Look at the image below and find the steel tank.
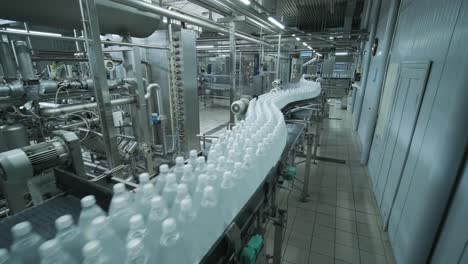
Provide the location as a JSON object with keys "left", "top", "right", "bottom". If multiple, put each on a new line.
{"left": 0, "top": 123, "right": 29, "bottom": 150}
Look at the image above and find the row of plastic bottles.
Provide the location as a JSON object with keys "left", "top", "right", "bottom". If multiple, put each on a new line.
{"left": 0, "top": 84, "right": 321, "bottom": 264}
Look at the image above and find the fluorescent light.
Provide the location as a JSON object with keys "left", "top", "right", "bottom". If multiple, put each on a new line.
{"left": 316, "top": 53, "right": 323, "bottom": 57}
{"left": 292, "top": 34, "right": 296, "bottom": 37}
{"left": 302, "top": 42, "right": 308, "bottom": 47}
{"left": 307, "top": 46, "right": 312, "bottom": 50}
{"left": 335, "top": 52, "right": 349, "bottom": 56}
{"left": 197, "top": 45, "right": 215, "bottom": 49}
{"left": 163, "top": 17, "right": 168, "bottom": 23}
{"left": 6, "top": 28, "right": 62, "bottom": 37}
{"left": 295, "top": 37, "right": 300, "bottom": 41}
{"left": 239, "top": 0, "right": 251, "bottom": 5}
{"left": 268, "top": 17, "right": 285, "bottom": 29}
{"left": 218, "top": 32, "right": 225, "bottom": 36}
{"left": 329, "top": 36, "right": 334, "bottom": 40}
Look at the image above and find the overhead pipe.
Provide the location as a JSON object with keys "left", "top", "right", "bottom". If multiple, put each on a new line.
{"left": 40, "top": 97, "right": 136, "bottom": 117}
{"left": 111, "top": 0, "right": 273, "bottom": 47}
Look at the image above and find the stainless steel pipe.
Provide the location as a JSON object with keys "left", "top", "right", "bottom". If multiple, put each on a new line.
{"left": 0, "top": 42, "right": 18, "bottom": 81}
{"left": 111, "top": 0, "right": 273, "bottom": 47}
{"left": 15, "top": 41, "right": 36, "bottom": 81}
{"left": 40, "top": 97, "right": 136, "bottom": 116}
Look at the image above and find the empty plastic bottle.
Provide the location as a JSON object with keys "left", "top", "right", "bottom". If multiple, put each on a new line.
{"left": 82, "top": 240, "right": 112, "bottom": 264}
{"left": 219, "top": 171, "right": 238, "bottom": 226}
{"left": 194, "top": 156, "right": 206, "bottom": 177}
{"left": 232, "top": 162, "right": 245, "bottom": 184}
{"left": 87, "top": 216, "right": 125, "bottom": 264}
{"left": 181, "top": 164, "right": 196, "bottom": 195}
{"left": 78, "top": 195, "right": 105, "bottom": 239}
{"left": 226, "top": 150, "right": 236, "bottom": 171}
{"left": 109, "top": 196, "right": 138, "bottom": 241}
{"left": 216, "top": 156, "right": 227, "bottom": 176}
{"left": 39, "top": 239, "right": 78, "bottom": 264}
{"left": 134, "top": 173, "right": 150, "bottom": 202}
{"left": 109, "top": 183, "right": 132, "bottom": 214}
{"left": 135, "top": 183, "right": 155, "bottom": 218}
{"left": 0, "top": 248, "right": 21, "bottom": 264}
{"left": 188, "top": 150, "right": 198, "bottom": 170}
{"left": 154, "top": 164, "right": 169, "bottom": 195}
{"left": 158, "top": 218, "right": 189, "bottom": 264}
{"left": 10, "top": 221, "right": 44, "bottom": 263}
{"left": 125, "top": 239, "right": 151, "bottom": 264}
{"left": 54, "top": 215, "right": 87, "bottom": 262}
{"left": 197, "top": 186, "right": 222, "bottom": 253}
{"left": 161, "top": 173, "right": 178, "bottom": 209}
{"left": 205, "top": 164, "right": 219, "bottom": 190}
{"left": 192, "top": 173, "right": 209, "bottom": 210}
{"left": 174, "top": 156, "right": 185, "bottom": 182}
{"left": 171, "top": 183, "right": 190, "bottom": 218}
{"left": 146, "top": 196, "right": 168, "bottom": 251}
{"left": 127, "top": 214, "right": 149, "bottom": 244}
{"left": 177, "top": 198, "right": 199, "bottom": 263}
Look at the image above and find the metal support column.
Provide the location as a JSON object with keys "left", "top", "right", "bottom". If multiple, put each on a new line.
{"left": 301, "top": 128, "right": 313, "bottom": 202}
{"left": 229, "top": 21, "right": 236, "bottom": 124}
{"left": 272, "top": 209, "right": 286, "bottom": 264}
{"left": 275, "top": 34, "right": 282, "bottom": 80}
{"left": 79, "top": 0, "right": 121, "bottom": 170}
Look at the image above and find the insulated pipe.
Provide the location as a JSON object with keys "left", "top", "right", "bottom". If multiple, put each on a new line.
{"left": 111, "top": 0, "right": 273, "bottom": 47}
{"left": 0, "top": 42, "right": 17, "bottom": 81}
{"left": 145, "top": 83, "right": 167, "bottom": 154}
{"left": 14, "top": 41, "right": 36, "bottom": 81}
{"left": 40, "top": 97, "right": 136, "bottom": 116}
{"left": 359, "top": 0, "right": 401, "bottom": 165}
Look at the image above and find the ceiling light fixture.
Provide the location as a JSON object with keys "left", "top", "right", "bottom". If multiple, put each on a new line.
{"left": 296, "top": 37, "right": 300, "bottom": 41}
{"left": 329, "top": 36, "right": 334, "bottom": 40}
{"left": 302, "top": 42, "right": 308, "bottom": 47}
{"left": 268, "top": 16, "right": 285, "bottom": 29}
{"left": 335, "top": 52, "right": 349, "bottom": 56}
{"left": 292, "top": 34, "right": 296, "bottom": 37}
{"left": 316, "top": 53, "right": 323, "bottom": 57}
{"left": 239, "top": 0, "right": 251, "bottom": 5}
{"left": 196, "top": 45, "right": 215, "bottom": 49}
{"left": 307, "top": 46, "right": 312, "bottom": 50}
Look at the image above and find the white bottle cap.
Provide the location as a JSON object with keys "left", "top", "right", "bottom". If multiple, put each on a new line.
{"left": 234, "top": 162, "right": 242, "bottom": 170}
{"left": 221, "top": 171, "right": 234, "bottom": 188}
{"left": 82, "top": 240, "right": 102, "bottom": 257}
{"left": 127, "top": 238, "right": 144, "bottom": 253}
{"left": 206, "top": 164, "right": 215, "bottom": 171}
{"left": 159, "top": 164, "right": 169, "bottom": 173}
{"left": 196, "top": 156, "right": 205, "bottom": 163}
{"left": 183, "top": 164, "right": 192, "bottom": 173}
{"left": 151, "top": 196, "right": 164, "bottom": 208}
{"left": 81, "top": 195, "right": 96, "bottom": 208}
{"left": 39, "top": 239, "right": 60, "bottom": 258}
{"left": 90, "top": 216, "right": 107, "bottom": 228}
{"left": 55, "top": 214, "right": 73, "bottom": 230}
{"left": 113, "top": 183, "right": 125, "bottom": 193}
{"left": 165, "top": 173, "right": 176, "bottom": 184}
{"left": 11, "top": 221, "right": 32, "bottom": 237}
{"left": 138, "top": 173, "right": 150, "bottom": 183}
{"left": 162, "top": 218, "right": 177, "bottom": 234}
{"left": 189, "top": 150, "right": 197, "bottom": 157}
{"left": 129, "top": 214, "right": 145, "bottom": 228}
{"left": 176, "top": 156, "right": 184, "bottom": 164}
{"left": 180, "top": 198, "right": 193, "bottom": 211}
{"left": 202, "top": 186, "right": 217, "bottom": 206}
{"left": 217, "top": 156, "right": 226, "bottom": 164}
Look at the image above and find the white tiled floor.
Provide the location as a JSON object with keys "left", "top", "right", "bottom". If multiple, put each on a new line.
{"left": 264, "top": 105, "right": 396, "bottom": 264}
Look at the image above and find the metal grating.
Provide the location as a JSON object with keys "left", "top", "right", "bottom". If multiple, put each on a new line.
{"left": 277, "top": 0, "right": 365, "bottom": 32}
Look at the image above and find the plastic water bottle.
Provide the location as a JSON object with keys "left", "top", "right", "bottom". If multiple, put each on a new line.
{"left": 161, "top": 173, "right": 178, "bottom": 209}
{"left": 154, "top": 164, "right": 169, "bottom": 195}
{"left": 109, "top": 183, "right": 132, "bottom": 213}
{"left": 192, "top": 173, "right": 209, "bottom": 210}
{"left": 134, "top": 173, "right": 150, "bottom": 202}
{"left": 219, "top": 171, "right": 238, "bottom": 226}
{"left": 39, "top": 239, "right": 78, "bottom": 264}
{"left": 177, "top": 198, "right": 199, "bottom": 263}
{"left": 78, "top": 195, "right": 105, "bottom": 239}
{"left": 188, "top": 150, "right": 198, "bottom": 170}
{"left": 232, "top": 162, "right": 245, "bottom": 184}
{"left": 216, "top": 156, "right": 227, "bottom": 176}
{"left": 174, "top": 156, "right": 185, "bottom": 182}
{"left": 54, "top": 215, "right": 87, "bottom": 262}
{"left": 135, "top": 183, "right": 155, "bottom": 218}
{"left": 88, "top": 216, "right": 125, "bottom": 264}
{"left": 194, "top": 156, "right": 206, "bottom": 177}
{"left": 108, "top": 196, "right": 137, "bottom": 240}
{"left": 197, "top": 186, "right": 221, "bottom": 253}
{"left": 171, "top": 184, "right": 190, "bottom": 218}
{"left": 181, "top": 164, "right": 196, "bottom": 195}
{"left": 205, "top": 164, "right": 219, "bottom": 190}
{"left": 157, "top": 218, "right": 189, "bottom": 264}
{"left": 0, "top": 248, "right": 21, "bottom": 264}
{"left": 226, "top": 150, "right": 236, "bottom": 171}
{"left": 146, "top": 196, "right": 168, "bottom": 251}
{"left": 82, "top": 240, "right": 112, "bottom": 264}
{"left": 10, "top": 221, "right": 44, "bottom": 263}
{"left": 127, "top": 214, "right": 149, "bottom": 244}
{"left": 125, "top": 239, "right": 151, "bottom": 264}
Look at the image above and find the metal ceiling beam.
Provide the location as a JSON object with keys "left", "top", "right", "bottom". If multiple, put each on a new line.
{"left": 111, "top": 0, "right": 272, "bottom": 47}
